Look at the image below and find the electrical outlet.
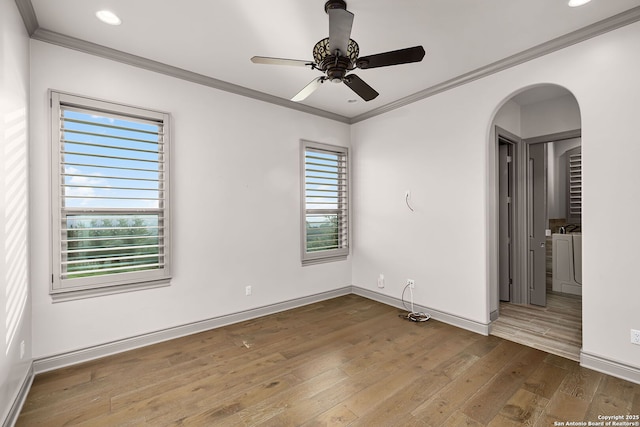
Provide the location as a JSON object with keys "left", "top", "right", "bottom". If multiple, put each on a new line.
{"left": 407, "top": 279, "right": 415, "bottom": 289}
{"left": 631, "top": 329, "right": 640, "bottom": 345}
{"left": 245, "top": 286, "right": 252, "bottom": 296}
{"left": 20, "top": 341, "right": 25, "bottom": 359}
{"left": 377, "top": 273, "right": 385, "bottom": 288}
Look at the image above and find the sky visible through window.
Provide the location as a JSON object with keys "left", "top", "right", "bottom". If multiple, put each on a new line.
{"left": 61, "top": 109, "right": 161, "bottom": 209}
{"left": 305, "top": 150, "right": 342, "bottom": 214}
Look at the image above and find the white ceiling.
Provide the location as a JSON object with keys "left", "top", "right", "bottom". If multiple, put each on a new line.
{"left": 27, "top": 0, "right": 640, "bottom": 119}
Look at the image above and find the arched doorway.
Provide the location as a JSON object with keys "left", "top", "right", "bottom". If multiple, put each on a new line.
{"left": 488, "top": 84, "right": 582, "bottom": 361}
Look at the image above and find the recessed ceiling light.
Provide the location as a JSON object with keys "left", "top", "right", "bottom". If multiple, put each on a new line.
{"left": 96, "top": 10, "right": 121, "bottom": 25}
{"left": 568, "top": 0, "right": 592, "bottom": 7}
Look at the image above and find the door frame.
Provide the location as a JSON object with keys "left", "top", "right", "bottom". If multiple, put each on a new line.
{"left": 496, "top": 126, "right": 527, "bottom": 305}
{"left": 495, "top": 127, "right": 581, "bottom": 308}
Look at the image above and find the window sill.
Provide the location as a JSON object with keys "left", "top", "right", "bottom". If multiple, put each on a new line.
{"left": 50, "top": 278, "right": 171, "bottom": 303}
{"left": 301, "top": 255, "right": 348, "bottom": 266}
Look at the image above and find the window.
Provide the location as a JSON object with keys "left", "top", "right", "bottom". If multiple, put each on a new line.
{"left": 566, "top": 146, "right": 581, "bottom": 223}
{"left": 50, "top": 91, "right": 171, "bottom": 299}
{"left": 301, "top": 140, "right": 349, "bottom": 264}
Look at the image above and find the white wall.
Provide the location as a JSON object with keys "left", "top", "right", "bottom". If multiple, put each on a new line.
{"left": 493, "top": 99, "right": 522, "bottom": 137}
{"left": 521, "top": 94, "right": 581, "bottom": 138}
{"left": 0, "top": 0, "right": 32, "bottom": 421}
{"left": 352, "top": 21, "right": 640, "bottom": 370}
{"left": 29, "top": 41, "right": 351, "bottom": 358}
{"left": 351, "top": 89, "right": 492, "bottom": 324}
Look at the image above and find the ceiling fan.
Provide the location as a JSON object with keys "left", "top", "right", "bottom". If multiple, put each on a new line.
{"left": 251, "top": 0, "right": 425, "bottom": 102}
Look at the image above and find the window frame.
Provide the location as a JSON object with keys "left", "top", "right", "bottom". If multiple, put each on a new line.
{"left": 565, "top": 145, "right": 582, "bottom": 224}
{"left": 300, "top": 140, "right": 350, "bottom": 265}
{"left": 49, "top": 91, "right": 172, "bottom": 300}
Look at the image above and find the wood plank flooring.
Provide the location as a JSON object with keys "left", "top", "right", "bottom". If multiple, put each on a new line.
{"left": 491, "top": 292, "right": 582, "bottom": 361}
{"left": 18, "top": 294, "right": 639, "bottom": 426}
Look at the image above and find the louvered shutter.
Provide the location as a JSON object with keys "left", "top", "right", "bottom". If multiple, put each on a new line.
{"left": 301, "top": 141, "right": 349, "bottom": 264}
{"left": 566, "top": 146, "right": 581, "bottom": 223}
{"left": 51, "top": 92, "right": 171, "bottom": 294}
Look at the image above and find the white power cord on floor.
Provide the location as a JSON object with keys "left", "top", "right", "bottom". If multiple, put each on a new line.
{"left": 399, "top": 283, "right": 431, "bottom": 322}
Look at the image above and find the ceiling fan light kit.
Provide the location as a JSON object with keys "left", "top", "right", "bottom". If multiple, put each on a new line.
{"left": 251, "top": 0, "right": 425, "bottom": 103}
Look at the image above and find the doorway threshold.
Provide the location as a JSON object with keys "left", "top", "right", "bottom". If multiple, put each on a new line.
{"left": 491, "top": 291, "right": 582, "bottom": 361}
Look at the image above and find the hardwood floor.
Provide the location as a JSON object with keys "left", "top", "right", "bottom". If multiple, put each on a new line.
{"left": 18, "top": 294, "right": 639, "bottom": 426}
{"left": 491, "top": 292, "right": 582, "bottom": 362}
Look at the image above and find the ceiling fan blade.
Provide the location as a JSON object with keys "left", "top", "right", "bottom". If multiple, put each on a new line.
{"left": 291, "top": 77, "right": 325, "bottom": 102}
{"left": 343, "top": 74, "right": 379, "bottom": 101}
{"left": 251, "top": 56, "right": 314, "bottom": 67}
{"left": 328, "top": 8, "right": 354, "bottom": 56}
{"left": 357, "top": 46, "right": 426, "bottom": 69}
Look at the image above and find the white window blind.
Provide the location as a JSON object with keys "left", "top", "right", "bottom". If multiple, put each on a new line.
{"left": 301, "top": 141, "right": 349, "bottom": 264}
{"left": 567, "top": 147, "right": 582, "bottom": 222}
{"left": 51, "top": 92, "right": 171, "bottom": 297}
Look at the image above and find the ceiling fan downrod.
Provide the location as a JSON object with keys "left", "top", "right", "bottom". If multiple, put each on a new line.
{"left": 324, "top": 0, "right": 347, "bottom": 13}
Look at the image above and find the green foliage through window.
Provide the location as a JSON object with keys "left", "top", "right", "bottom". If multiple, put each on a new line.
{"left": 306, "top": 215, "right": 339, "bottom": 252}
{"left": 64, "top": 215, "right": 161, "bottom": 278}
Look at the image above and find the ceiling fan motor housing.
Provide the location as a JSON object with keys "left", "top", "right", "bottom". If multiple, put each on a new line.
{"left": 313, "top": 37, "right": 359, "bottom": 82}
{"left": 326, "top": 57, "right": 352, "bottom": 82}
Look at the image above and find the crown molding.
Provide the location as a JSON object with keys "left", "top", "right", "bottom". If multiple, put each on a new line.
{"left": 15, "top": 1, "right": 640, "bottom": 125}
{"left": 30, "top": 28, "right": 350, "bottom": 124}
{"left": 350, "top": 5, "right": 640, "bottom": 124}
{"left": 14, "top": 0, "right": 38, "bottom": 35}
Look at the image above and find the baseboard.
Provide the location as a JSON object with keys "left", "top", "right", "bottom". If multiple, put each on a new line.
{"left": 581, "top": 351, "right": 640, "bottom": 385}
{"left": 33, "top": 285, "right": 490, "bottom": 374}
{"left": 3, "top": 362, "right": 34, "bottom": 427}
{"left": 19, "top": 286, "right": 640, "bottom": 417}
{"left": 351, "top": 286, "right": 490, "bottom": 335}
{"left": 33, "top": 286, "right": 351, "bottom": 374}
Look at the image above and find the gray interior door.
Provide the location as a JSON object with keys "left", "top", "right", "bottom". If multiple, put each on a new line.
{"left": 498, "top": 142, "right": 513, "bottom": 301}
{"left": 528, "top": 143, "right": 547, "bottom": 306}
